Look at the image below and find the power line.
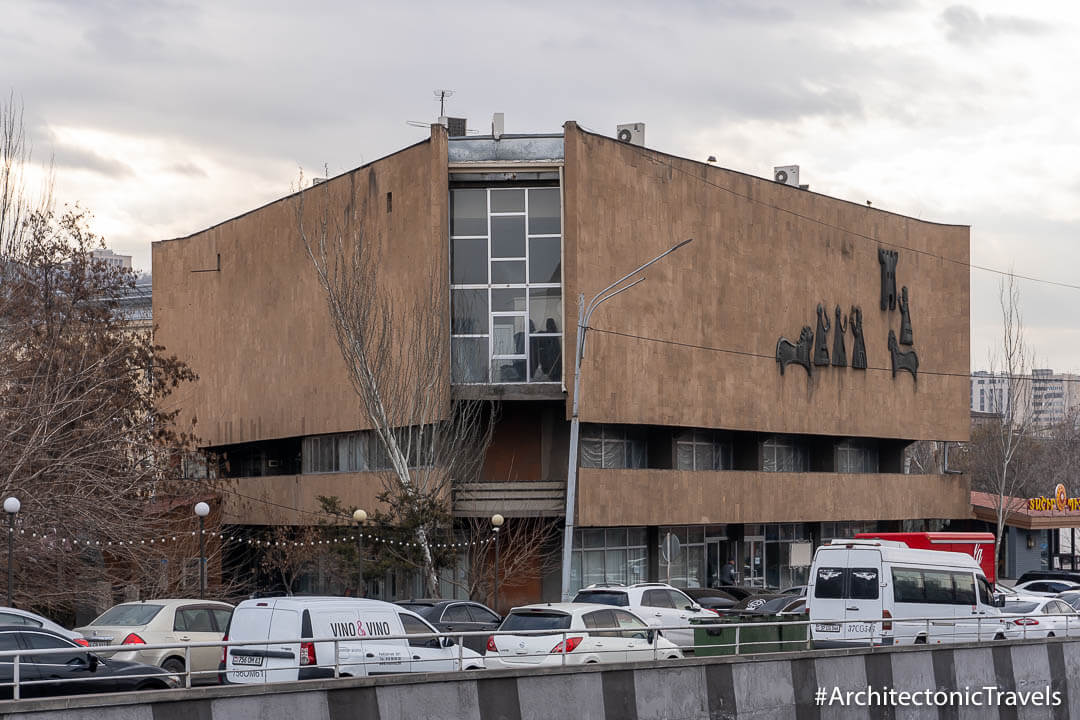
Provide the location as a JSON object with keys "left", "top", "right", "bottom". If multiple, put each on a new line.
{"left": 597, "top": 129, "right": 1080, "bottom": 292}
{"left": 588, "top": 325, "right": 1080, "bottom": 384}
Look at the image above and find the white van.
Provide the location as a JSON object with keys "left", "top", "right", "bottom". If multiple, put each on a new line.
{"left": 221, "top": 596, "right": 484, "bottom": 683}
{"left": 808, "top": 539, "right": 1008, "bottom": 648}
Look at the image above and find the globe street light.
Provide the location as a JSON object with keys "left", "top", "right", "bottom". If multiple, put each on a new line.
{"left": 194, "top": 502, "right": 210, "bottom": 597}
{"left": 353, "top": 509, "right": 367, "bottom": 597}
{"left": 491, "top": 514, "right": 504, "bottom": 612}
{"left": 4, "top": 497, "right": 19, "bottom": 607}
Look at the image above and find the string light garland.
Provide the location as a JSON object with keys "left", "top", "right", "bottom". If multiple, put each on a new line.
{"left": 13, "top": 527, "right": 493, "bottom": 551}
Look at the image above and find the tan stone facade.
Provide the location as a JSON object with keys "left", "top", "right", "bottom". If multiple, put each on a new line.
{"left": 153, "top": 135, "right": 450, "bottom": 448}
{"left": 152, "top": 122, "right": 971, "bottom": 593}
{"left": 563, "top": 123, "right": 969, "bottom": 441}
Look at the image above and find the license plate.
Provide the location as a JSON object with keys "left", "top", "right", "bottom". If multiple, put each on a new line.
{"left": 232, "top": 655, "right": 264, "bottom": 667}
{"left": 815, "top": 623, "right": 841, "bottom": 632}
{"left": 89, "top": 639, "right": 111, "bottom": 647}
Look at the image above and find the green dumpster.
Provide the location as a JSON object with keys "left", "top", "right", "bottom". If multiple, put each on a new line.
{"left": 693, "top": 615, "right": 785, "bottom": 655}
{"left": 694, "top": 614, "right": 808, "bottom": 655}
{"left": 692, "top": 616, "right": 737, "bottom": 656}
{"left": 740, "top": 614, "right": 783, "bottom": 653}
{"left": 778, "top": 614, "right": 810, "bottom": 652}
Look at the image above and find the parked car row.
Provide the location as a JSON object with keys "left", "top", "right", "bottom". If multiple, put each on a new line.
{"left": 0, "top": 598, "right": 234, "bottom": 698}
{"left": 8, "top": 563, "right": 1080, "bottom": 699}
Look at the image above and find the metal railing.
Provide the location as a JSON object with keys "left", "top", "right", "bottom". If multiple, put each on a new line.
{"left": 0, "top": 612, "right": 1074, "bottom": 700}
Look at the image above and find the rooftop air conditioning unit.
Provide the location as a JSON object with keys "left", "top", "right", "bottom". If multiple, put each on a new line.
{"left": 774, "top": 165, "right": 800, "bottom": 187}
{"left": 616, "top": 123, "right": 645, "bottom": 146}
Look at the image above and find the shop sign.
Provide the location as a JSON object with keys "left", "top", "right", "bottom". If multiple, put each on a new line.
{"left": 1028, "top": 483, "right": 1080, "bottom": 512}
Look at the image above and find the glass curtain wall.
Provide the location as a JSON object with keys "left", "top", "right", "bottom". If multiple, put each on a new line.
{"left": 450, "top": 187, "right": 563, "bottom": 384}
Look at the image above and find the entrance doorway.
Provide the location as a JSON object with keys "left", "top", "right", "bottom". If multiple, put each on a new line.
{"left": 740, "top": 532, "right": 765, "bottom": 588}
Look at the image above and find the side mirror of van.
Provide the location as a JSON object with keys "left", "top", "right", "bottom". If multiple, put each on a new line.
{"left": 441, "top": 636, "right": 456, "bottom": 648}
{"left": 646, "top": 629, "right": 656, "bottom": 644}
{"left": 993, "top": 592, "right": 1006, "bottom": 608}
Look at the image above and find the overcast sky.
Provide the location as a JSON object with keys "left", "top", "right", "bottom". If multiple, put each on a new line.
{"left": 3, "top": 0, "right": 1078, "bottom": 372}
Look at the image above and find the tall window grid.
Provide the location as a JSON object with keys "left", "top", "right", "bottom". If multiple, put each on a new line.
{"left": 450, "top": 187, "right": 562, "bottom": 384}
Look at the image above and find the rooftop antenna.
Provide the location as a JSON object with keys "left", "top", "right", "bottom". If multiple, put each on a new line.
{"left": 406, "top": 89, "right": 479, "bottom": 134}
{"left": 434, "top": 89, "right": 454, "bottom": 116}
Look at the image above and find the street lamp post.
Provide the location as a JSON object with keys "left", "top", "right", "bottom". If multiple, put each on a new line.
{"left": 491, "top": 514, "right": 504, "bottom": 612}
{"left": 194, "top": 502, "right": 210, "bottom": 597}
{"left": 559, "top": 239, "right": 694, "bottom": 600}
{"left": 4, "top": 497, "right": 19, "bottom": 607}
{"left": 353, "top": 509, "right": 367, "bottom": 597}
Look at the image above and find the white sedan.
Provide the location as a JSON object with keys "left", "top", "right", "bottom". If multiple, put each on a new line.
{"left": 485, "top": 603, "right": 683, "bottom": 668}
{"left": 1012, "top": 580, "right": 1080, "bottom": 597}
{"left": 1000, "top": 597, "right": 1080, "bottom": 639}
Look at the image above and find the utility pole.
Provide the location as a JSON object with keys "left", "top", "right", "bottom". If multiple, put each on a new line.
{"left": 559, "top": 239, "right": 694, "bottom": 600}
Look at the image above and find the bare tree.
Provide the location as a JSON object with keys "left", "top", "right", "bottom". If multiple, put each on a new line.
{"left": 967, "top": 275, "right": 1037, "bottom": 573}
{"left": 456, "top": 517, "right": 560, "bottom": 612}
{"left": 0, "top": 99, "right": 201, "bottom": 615}
{"left": 903, "top": 440, "right": 942, "bottom": 474}
{"left": 0, "top": 92, "right": 52, "bottom": 258}
{"left": 295, "top": 174, "right": 494, "bottom": 595}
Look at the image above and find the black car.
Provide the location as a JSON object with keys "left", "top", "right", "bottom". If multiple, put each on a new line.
{"left": 394, "top": 600, "right": 501, "bottom": 654}
{"left": 728, "top": 594, "right": 806, "bottom": 616}
{"left": 711, "top": 586, "right": 759, "bottom": 601}
{"left": 679, "top": 588, "right": 739, "bottom": 612}
{"left": 0, "top": 625, "right": 176, "bottom": 698}
{"left": 1016, "top": 570, "right": 1080, "bottom": 585}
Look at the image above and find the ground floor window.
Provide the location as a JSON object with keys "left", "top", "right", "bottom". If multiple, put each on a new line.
{"left": 571, "top": 521, "right": 889, "bottom": 592}
{"left": 569, "top": 527, "right": 647, "bottom": 592}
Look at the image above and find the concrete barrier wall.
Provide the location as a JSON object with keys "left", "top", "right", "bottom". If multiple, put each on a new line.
{"left": 4, "top": 638, "right": 1080, "bottom": 720}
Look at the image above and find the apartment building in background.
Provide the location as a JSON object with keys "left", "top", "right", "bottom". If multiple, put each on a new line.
{"left": 153, "top": 119, "right": 972, "bottom": 604}
{"left": 970, "top": 368, "right": 1080, "bottom": 426}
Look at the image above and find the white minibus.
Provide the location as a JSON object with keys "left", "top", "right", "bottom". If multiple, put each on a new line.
{"left": 808, "top": 539, "right": 1007, "bottom": 648}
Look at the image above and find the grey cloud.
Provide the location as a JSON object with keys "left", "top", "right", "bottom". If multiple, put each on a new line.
{"left": 52, "top": 142, "right": 134, "bottom": 178}
{"left": 166, "top": 161, "right": 207, "bottom": 177}
{"left": 942, "top": 5, "right": 1051, "bottom": 46}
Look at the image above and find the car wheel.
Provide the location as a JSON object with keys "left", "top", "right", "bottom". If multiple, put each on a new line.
{"left": 136, "top": 680, "right": 170, "bottom": 691}
{"left": 994, "top": 633, "right": 1005, "bottom": 641}
{"left": 162, "top": 657, "right": 186, "bottom": 675}
{"left": 1047, "top": 632, "right": 1055, "bottom": 638}
{"left": 914, "top": 636, "right": 927, "bottom": 645}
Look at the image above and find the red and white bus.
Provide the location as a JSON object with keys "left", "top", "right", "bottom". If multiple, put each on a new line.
{"left": 855, "top": 532, "right": 996, "bottom": 583}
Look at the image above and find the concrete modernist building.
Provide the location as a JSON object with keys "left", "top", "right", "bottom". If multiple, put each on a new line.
{"left": 153, "top": 121, "right": 972, "bottom": 599}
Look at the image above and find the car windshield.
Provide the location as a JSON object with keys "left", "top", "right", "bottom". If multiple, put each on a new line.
{"left": 91, "top": 604, "right": 164, "bottom": 626}
{"left": 500, "top": 611, "right": 572, "bottom": 632}
{"left": 396, "top": 603, "right": 437, "bottom": 619}
{"left": 1004, "top": 601, "right": 1041, "bottom": 614}
{"left": 572, "top": 591, "right": 629, "bottom": 607}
